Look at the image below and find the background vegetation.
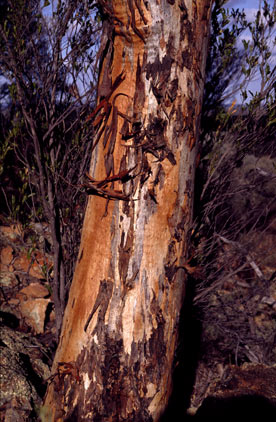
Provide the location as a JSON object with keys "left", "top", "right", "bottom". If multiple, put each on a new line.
{"left": 192, "top": 0, "right": 276, "bottom": 367}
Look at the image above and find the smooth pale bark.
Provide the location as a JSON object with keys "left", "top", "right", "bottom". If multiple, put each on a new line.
{"left": 44, "top": 1, "right": 212, "bottom": 420}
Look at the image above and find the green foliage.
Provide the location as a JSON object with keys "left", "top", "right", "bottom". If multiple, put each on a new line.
{"left": 0, "top": 138, "right": 12, "bottom": 177}
{"left": 201, "top": 0, "right": 275, "bottom": 143}
{"left": 203, "top": 1, "right": 248, "bottom": 111}
{"left": 0, "top": 0, "right": 100, "bottom": 224}
{"left": 197, "top": 0, "right": 276, "bottom": 241}
{"left": 197, "top": 0, "right": 276, "bottom": 264}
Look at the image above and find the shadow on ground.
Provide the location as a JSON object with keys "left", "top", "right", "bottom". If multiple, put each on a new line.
{"left": 192, "top": 395, "right": 276, "bottom": 421}
{"left": 160, "top": 278, "right": 202, "bottom": 421}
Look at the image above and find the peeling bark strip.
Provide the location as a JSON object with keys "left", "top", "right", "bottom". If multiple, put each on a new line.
{"left": 44, "top": 1, "right": 213, "bottom": 421}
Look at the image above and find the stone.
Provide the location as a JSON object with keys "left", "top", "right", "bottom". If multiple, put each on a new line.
{"left": 0, "top": 224, "right": 22, "bottom": 241}
{"left": 16, "top": 283, "right": 52, "bottom": 334}
{"left": 0, "top": 326, "right": 50, "bottom": 422}
{"left": 18, "top": 282, "right": 50, "bottom": 298}
{"left": 0, "top": 245, "right": 13, "bottom": 267}
{"left": 13, "top": 250, "right": 51, "bottom": 279}
{"left": 19, "top": 298, "right": 51, "bottom": 334}
{"left": 0, "top": 271, "right": 17, "bottom": 287}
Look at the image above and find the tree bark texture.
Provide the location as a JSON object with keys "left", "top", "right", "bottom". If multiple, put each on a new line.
{"left": 44, "top": 1, "right": 212, "bottom": 420}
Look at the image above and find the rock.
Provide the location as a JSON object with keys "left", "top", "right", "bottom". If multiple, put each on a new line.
{"left": 16, "top": 283, "right": 52, "bottom": 334}
{"left": 20, "top": 298, "right": 51, "bottom": 334}
{"left": 0, "top": 222, "right": 56, "bottom": 420}
{"left": 31, "top": 222, "right": 52, "bottom": 246}
{"left": 18, "top": 283, "right": 50, "bottom": 299}
{"left": 0, "top": 245, "right": 13, "bottom": 267}
{"left": 0, "top": 326, "right": 51, "bottom": 422}
{"left": 13, "top": 250, "right": 50, "bottom": 279}
{"left": 0, "top": 271, "right": 17, "bottom": 288}
{"left": 4, "top": 405, "right": 24, "bottom": 422}
{"left": 1, "top": 223, "right": 53, "bottom": 280}
{"left": 0, "top": 224, "right": 22, "bottom": 241}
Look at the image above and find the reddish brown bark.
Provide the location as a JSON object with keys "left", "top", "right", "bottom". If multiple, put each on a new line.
{"left": 44, "top": 1, "right": 213, "bottom": 420}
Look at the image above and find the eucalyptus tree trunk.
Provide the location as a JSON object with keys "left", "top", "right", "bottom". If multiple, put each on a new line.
{"left": 44, "top": 1, "right": 213, "bottom": 420}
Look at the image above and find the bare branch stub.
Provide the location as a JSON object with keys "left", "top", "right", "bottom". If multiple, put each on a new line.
{"left": 80, "top": 166, "right": 137, "bottom": 201}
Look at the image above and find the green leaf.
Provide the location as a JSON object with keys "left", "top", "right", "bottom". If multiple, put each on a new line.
{"left": 267, "top": 118, "right": 276, "bottom": 127}
{"left": 242, "top": 39, "right": 249, "bottom": 50}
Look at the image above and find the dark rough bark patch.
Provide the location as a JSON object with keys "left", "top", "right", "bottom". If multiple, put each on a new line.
{"left": 63, "top": 393, "right": 80, "bottom": 421}
{"left": 72, "top": 336, "right": 122, "bottom": 421}
{"left": 120, "top": 118, "right": 131, "bottom": 140}
{"left": 167, "top": 203, "right": 187, "bottom": 243}
{"left": 51, "top": 359, "right": 86, "bottom": 421}
{"left": 79, "top": 334, "right": 157, "bottom": 422}
{"left": 122, "top": 199, "right": 131, "bottom": 216}
{"left": 84, "top": 279, "right": 113, "bottom": 332}
{"left": 164, "top": 240, "right": 177, "bottom": 283}
{"left": 146, "top": 51, "right": 174, "bottom": 85}
{"left": 98, "top": 40, "right": 113, "bottom": 100}
{"left": 64, "top": 404, "right": 79, "bottom": 422}
{"left": 179, "top": 0, "right": 188, "bottom": 17}
{"left": 153, "top": 163, "right": 165, "bottom": 189}
{"left": 101, "top": 336, "right": 124, "bottom": 416}
{"left": 180, "top": 15, "right": 193, "bottom": 44}
{"left": 137, "top": 116, "right": 174, "bottom": 164}
{"left": 168, "top": 78, "right": 178, "bottom": 102}
{"left": 149, "top": 297, "right": 167, "bottom": 367}
{"left": 181, "top": 48, "right": 192, "bottom": 71}
{"left": 144, "top": 116, "right": 176, "bottom": 164}
{"left": 172, "top": 105, "right": 187, "bottom": 147}
{"left": 185, "top": 97, "right": 196, "bottom": 133}
{"left": 133, "top": 53, "right": 146, "bottom": 121}
{"left": 119, "top": 218, "right": 134, "bottom": 283}
{"left": 185, "top": 178, "right": 192, "bottom": 194}
{"left": 165, "top": 264, "right": 177, "bottom": 284}
{"left": 167, "top": 151, "right": 177, "bottom": 165}
{"left": 147, "top": 117, "right": 167, "bottom": 141}
{"left": 175, "top": 214, "right": 187, "bottom": 242}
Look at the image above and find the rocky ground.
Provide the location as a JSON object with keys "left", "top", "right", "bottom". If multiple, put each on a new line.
{"left": 0, "top": 221, "right": 56, "bottom": 421}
